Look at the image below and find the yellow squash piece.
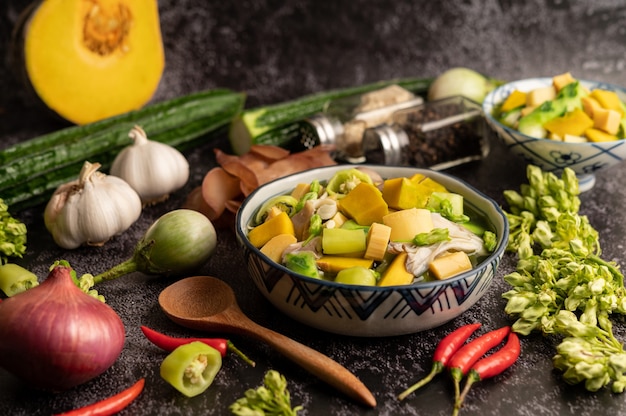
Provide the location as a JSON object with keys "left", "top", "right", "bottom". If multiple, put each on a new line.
{"left": 383, "top": 208, "right": 433, "bottom": 242}
{"left": 410, "top": 174, "right": 447, "bottom": 192}
{"left": 248, "top": 211, "right": 295, "bottom": 248}
{"left": 500, "top": 89, "right": 527, "bottom": 112}
{"left": 585, "top": 127, "right": 618, "bottom": 142}
{"left": 266, "top": 206, "right": 285, "bottom": 220}
{"left": 409, "top": 173, "right": 427, "bottom": 183}
{"left": 316, "top": 256, "right": 374, "bottom": 274}
{"left": 581, "top": 96, "right": 603, "bottom": 119}
{"left": 544, "top": 108, "right": 594, "bottom": 137}
{"left": 409, "top": 174, "right": 447, "bottom": 208}
{"left": 339, "top": 182, "right": 388, "bottom": 226}
{"left": 593, "top": 108, "right": 622, "bottom": 135}
{"left": 290, "top": 183, "right": 310, "bottom": 200}
{"left": 327, "top": 211, "right": 349, "bottom": 228}
{"left": 19, "top": 0, "right": 165, "bottom": 124}
{"left": 526, "top": 85, "right": 556, "bottom": 107}
{"left": 260, "top": 233, "right": 298, "bottom": 264}
{"left": 382, "top": 177, "right": 420, "bottom": 210}
{"left": 590, "top": 89, "right": 624, "bottom": 116}
{"left": 378, "top": 252, "right": 414, "bottom": 286}
{"left": 364, "top": 222, "right": 392, "bottom": 261}
{"left": 429, "top": 251, "right": 473, "bottom": 280}
{"left": 552, "top": 72, "right": 576, "bottom": 91}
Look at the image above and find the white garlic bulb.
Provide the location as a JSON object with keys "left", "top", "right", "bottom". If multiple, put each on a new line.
{"left": 44, "top": 161, "right": 142, "bottom": 249}
{"left": 110, "top": 125, "right": 190, "bottom": 204}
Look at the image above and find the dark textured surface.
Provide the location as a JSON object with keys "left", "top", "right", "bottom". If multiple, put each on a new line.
{"left": 1, "top": 0, "right": 626, "bottom": 415}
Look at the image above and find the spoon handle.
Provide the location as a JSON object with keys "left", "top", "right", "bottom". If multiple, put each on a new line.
{"left": 240, "top": 318, "right": 376, "bottom": 408}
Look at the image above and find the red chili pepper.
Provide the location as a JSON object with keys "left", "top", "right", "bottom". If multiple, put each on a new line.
{"left": 54, "top": 378, "right": 145, "bottom": 416}
{"left": 140, "top": 325, "right": 255, "bottom": 366}
{"left": 452, "top": 332, "right": 521, "bottom": 416}
{"left": 141, "top": 325, "right": 228, "bottom": 355}
{"left": 447, "top": 326, "right": 511, "bottom": 402}
{"left": 397, "top": 322, "right": 481, "bottom": 401}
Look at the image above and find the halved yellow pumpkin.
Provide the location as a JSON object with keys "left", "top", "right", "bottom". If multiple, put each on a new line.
{"left": 19, "top": 0, "right": 165, "bottom": 124}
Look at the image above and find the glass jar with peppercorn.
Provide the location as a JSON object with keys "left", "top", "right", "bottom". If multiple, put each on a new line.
{"left": 361, "top": 96, "right": 489, "bottom": 170}
{"left": 284, "top": 85, "right": 424, "bottom": 163}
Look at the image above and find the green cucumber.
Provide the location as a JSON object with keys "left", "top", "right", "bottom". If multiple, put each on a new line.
{"left": 0, "top": 89, "right": 238, "bottom": 164}
{"left": 229, "top": 77, "right": 433, "bottom": 155}
{"left": 1, "top": 89, "right": 245, "bottom": 210}
{"left": 251, "top": 122, "right": 304, "bottom": 148}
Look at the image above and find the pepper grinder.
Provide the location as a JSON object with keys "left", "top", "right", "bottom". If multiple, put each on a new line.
{"left": 361, "top": 95, "right": 489, "bottom": 170}
{"left": 285, "top": 85, "right": 424, "bottom": 163}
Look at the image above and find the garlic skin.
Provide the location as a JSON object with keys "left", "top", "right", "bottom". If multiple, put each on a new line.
{"left": 111, "top": 125, "right": 190, "bottom": 204}
{"left": 44, "top": 161, "right": 142, "bottom": 249}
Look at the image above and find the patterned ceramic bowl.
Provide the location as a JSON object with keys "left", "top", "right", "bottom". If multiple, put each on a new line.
{"left": 235, "top": 165, "right": 509, "bottom": 337}
{"left": 483, "top": 78, "right": 626, "bottom": 192}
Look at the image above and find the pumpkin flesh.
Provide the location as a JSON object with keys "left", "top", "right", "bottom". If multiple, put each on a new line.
{"left": 23, "top": 0, "right": 165, "bottom": 124}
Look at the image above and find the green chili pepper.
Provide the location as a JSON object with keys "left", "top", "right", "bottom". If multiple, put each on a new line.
{"left": 302, "top": 214, "right": 323, "bottom": 245}
{"left": 160, "top": 341, "right": 222, "bottom": 397}
{"left": 307, "top": 179, "right": 320, "bottom": 194}
{"left": 0, "top": 263, "right": 39, "bottom": 297}
{"left": 325, "top": 168, "right": 372, "bottom": 196}
{"left": 295, "top": 191, "right": 317, "bottom": 212}
{"left": 254, "top": 195, "right": 299, "bottom": 225}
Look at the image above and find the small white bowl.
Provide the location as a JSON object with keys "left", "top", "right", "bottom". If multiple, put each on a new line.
{"left": 483, "top": 78, "right": 626, "bottom": 192}
{"left": 235, "top": 165, "right": 509, "bottom": 337}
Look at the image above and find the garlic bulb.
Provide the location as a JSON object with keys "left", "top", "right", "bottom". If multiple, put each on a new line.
{"left": 44, "top": 161, "right": 142, "bottom": 249}
{"left": 111, "top": 125, "right": 190, "bottom": 204}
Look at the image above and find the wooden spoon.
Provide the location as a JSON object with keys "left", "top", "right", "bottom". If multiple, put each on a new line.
{"left": 158, "top": 275, "right": 376, "bottom": 408}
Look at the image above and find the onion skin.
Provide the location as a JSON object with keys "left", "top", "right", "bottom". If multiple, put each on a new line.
{"left": 0, "top": 266, "right": 125, "bottom": 391}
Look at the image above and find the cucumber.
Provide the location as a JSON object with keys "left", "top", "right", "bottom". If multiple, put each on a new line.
{"left": 0, "top": 89, "right": 238, "bottom": 164}
{"left": 229, "top": 77, "right": 433, "bottom": 155}
{"left": 1, "top": 89, "right": 245, "bottom": 210}
{"left": 251, "top": 122, "right": 304, "bottom": 147}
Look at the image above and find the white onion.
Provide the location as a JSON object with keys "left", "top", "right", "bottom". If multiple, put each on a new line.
{"left": 428, "top": 67, "right": 500, "bottom": 103}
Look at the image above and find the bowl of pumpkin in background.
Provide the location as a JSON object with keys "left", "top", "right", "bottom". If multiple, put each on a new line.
{"left": 235, "top": 165, "right": 508, "bottom": 337}
{"left": 483, "top": 73, "right": 626, "bottom": 192}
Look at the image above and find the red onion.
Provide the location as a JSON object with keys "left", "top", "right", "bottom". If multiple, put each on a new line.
{"left": 0, "top": 265, "right": 125, "bottom": 391}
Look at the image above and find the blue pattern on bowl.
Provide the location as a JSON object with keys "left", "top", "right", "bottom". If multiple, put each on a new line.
{"left": 483, "top": 78, "right": 626, "bottom": 191}
{"left": 236, "top": 165, "right": 508, "bottom": 337}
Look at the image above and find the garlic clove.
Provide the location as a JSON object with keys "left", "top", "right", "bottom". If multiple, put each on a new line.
{"left": 111, "top": 125, "right": 190, "bottom": 204}
{"left": 314, "top": 199, "right": 338, "bottom": 220}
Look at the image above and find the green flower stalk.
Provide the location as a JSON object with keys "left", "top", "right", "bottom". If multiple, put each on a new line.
{"left": 502, "top": 165, "right": 626, "bottom": 393}
{"left": 230, "top": 370, "right": 303, "bottom": 416}
{"left": 413, "top": 228, "right": 450, "bottom": 246}
{"left": 0, "top": 198, "right": 27, "bottom": 265}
